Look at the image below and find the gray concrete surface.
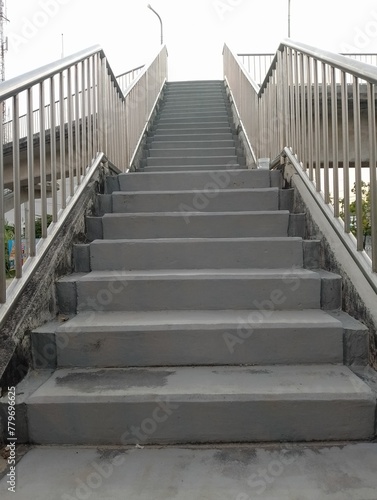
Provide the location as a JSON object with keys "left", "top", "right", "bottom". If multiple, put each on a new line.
{"left": 25, "top": 365, "right": 374, "bottom": 444}
{"left": 53, "top": 309, "right": 343, "bottom": 367}
{"left": 89, "top": 237, "right": 304, "bottom": 271}
{"left": 76, "top": 268, "right": 321, "bottom": 312}
{"left": 111, "top": 188, "right": 279, "bottom": 213}
{"left": 2, "top": 443, "right": 377, "bottom": 499}
{"left": 102, "top": 211, "right": 291, "bottom": 239}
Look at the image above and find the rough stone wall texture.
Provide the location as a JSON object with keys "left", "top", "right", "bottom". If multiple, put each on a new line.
{"left": 288, "top": 166, "right": 377, "bottom": 368}
{"left": 0, "top": 168, "right": 107, "bottom": 392}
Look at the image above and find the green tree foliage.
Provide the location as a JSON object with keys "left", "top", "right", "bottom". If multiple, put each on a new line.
{"left": 340, "top": 181, "right": 371, "bottom": 248}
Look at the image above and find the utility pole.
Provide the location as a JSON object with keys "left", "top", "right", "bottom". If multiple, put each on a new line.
{"left": 0, "top": 0, "right": 9, "bottom": 121}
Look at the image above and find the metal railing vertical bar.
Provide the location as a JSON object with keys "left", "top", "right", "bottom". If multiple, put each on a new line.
{"left": 87, "top": 58, "right": 93, "bottom": 164}
{"left": 39, "top": 82, "right": 48, "bottom": 238}
{"left": 300, "top": 52, "right": 307, "bottom": 170}
{"left": 81, "top": 60, "right": 87, "bottom": 172}
{"left": 92, "top": 56, "right": 98, "bottom": 158}
{"left": 322, "top": 62, "right": 330, "bottom": 204}
{"left": 330, "top": 66, "right": 339, "bottom": 216}
{"left": 67, "top": 67, "right": 74, "bottom": 197}
{"left": 341, "top": 70, "right": 350, "bottom": 233}
{"left": 74, "top": 64, "right": 81, "bottom": 184}
{"left": 50, "top": 76, "right": 58, "bottom": 222}
{"left": 0, "top": 116, "right": 5, "bottom": 303}
{"left": 306, "top": 56, "right": 313, "bottom": 180}
{"left": 289, "top": 48, "right": 296, "bottom": 153}
{"left": 294, "top": 50, "right": 300, "bottom": 159}
{"left": 59, "top": 71, "right": 66, "bottom": 210}
{"left": 27, "top": 87, "right": 36, "bottom": 257}
{"left": 368, "top": 83, "right": 377, "bottom": 271}
{"left": 314, "top": 59, "right": 321, "bottom": 192}
{"left": 12, "top": 95, "right": 22, "bottom": 278}
{"left": 353, "top": 76, "right": 363, "bottom": 251}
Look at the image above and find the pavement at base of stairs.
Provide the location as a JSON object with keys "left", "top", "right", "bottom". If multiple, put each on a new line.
{"left": 1, "top": 442, "right": 377, "bottom": 499}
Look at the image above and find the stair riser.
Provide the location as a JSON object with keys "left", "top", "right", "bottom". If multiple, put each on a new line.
{"left": 27, "top": 398, "right": 374, "bottom": 445}
{"left": 156, "top": 116, "right": 230, "bottom": 125}
{"left": 111, "top": 189, "right": 279, "bottom": 213}
{"left": 149, "top": 140, "right": 235, "bottom": 149}
{"left": 55, "top": 326, "right": 343, "bottom": 368}
{"left": 158, "top": 111, "right": 229, "bottom": 120}
{"left": 141, "top": 165, "right": 242, "bottom": 172}
{"left": 76, "top": 276, "right": 320, "bottom": 312}
{"left": 102, "top": 212, "right": 290, "bottom": 239}
{"left": 153, "top": 124, "right": 233, "bottom": 131}
{"left": 146, "top": 156, "right": 239, "bottom": 166}
{"left": 118, "top": 170, "right": 272, "bottom": 191}
{"left": 148, "top": 148, "right": 236, "bottom": 158}
{"left": 149, "top": 134, "right": 234, "bottom": 142}
{"left": 90, "top": 238, "right": 303, "bottom": 270}
{"left": 161, "top": 104, "right": 228, "bottom": 112}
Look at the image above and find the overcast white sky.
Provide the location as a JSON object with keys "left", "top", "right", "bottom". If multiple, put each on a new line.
{"left": 4, "top": 0, "right": 377, "bottom": 82}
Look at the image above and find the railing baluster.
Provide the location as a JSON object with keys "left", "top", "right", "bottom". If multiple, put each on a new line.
{"left": 12, "top": 95, "right": 22, "bottom": 278}
{"left": 353, "top": 76, "right": 363, "bottom": 251}
{"left": 59, "top": 71, "right": 66, "bottom": 209}
{"left": 39, "top": 82, "right": 48, "bottom": 238}
{"left": 368, "top": 82, "right": 377, "bottom": 270}
{"left": 322, "top": 62, "right": 329, "bottom": 203}
{"left": 50, "top": 77, "right": 58, "bottom": 222}
{"left": 331, "top": 67, "right": 339, "bottom": 216}
{"left": 341, "top": 71, "right": 350, "bottom": 233}
{"left": 27, "top": 87, "right": 36, "bottom": 257}
{"left": 0, "top": 111, "right": 5, "bottom": 303}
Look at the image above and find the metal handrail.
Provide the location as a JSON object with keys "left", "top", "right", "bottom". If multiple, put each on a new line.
{"left": 238, "top": 51, "right": 377, "bottom": 86}
{"left": 116, "top": 65, "right": 145, "bottom": 93}
{"left": 0, "top": 43, "right": 168, "bottom": 312}
{"left": 224, "top": 40, "right": 377, "bottom": 282}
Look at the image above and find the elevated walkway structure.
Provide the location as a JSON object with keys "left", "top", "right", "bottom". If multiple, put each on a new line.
{"left": 0, "top": 38, "right": 377, "bottom": 499}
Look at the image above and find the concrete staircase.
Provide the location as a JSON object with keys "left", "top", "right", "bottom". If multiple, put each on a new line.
{"left": 23, "top": 80, "right": 375, "bottom": 445}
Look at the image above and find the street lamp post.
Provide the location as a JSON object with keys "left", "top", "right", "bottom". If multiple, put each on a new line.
{"left": 147, "top": 4, "right": 163, "bottom": 45}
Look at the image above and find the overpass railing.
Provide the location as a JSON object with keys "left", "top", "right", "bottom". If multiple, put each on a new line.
{"left": 224, "top": 40, "right": 377, "bottom": 290}
{"left": 0, "top": 44, "right": 168, "bottom": 314}
{"left": 238, "top": 52, "right": 377, "bottom": 85}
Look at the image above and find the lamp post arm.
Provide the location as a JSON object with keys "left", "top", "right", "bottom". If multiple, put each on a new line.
{"left": 147, "top": 4, "right": 163, "bottom": 45}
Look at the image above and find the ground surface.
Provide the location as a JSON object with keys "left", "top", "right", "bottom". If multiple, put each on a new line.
{"left": 1, "top": 443, "right": 377, "bottom": 499}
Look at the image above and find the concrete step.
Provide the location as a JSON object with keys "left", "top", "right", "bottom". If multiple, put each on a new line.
{"left": 146, "top": 156, "right": 240, "bottom": 167}
{"left": 25, "top": 365, "right": 375, "bottom": 444}
{"left": 148, "top": 147, "right": 237, "bottom": 158}
{"left": 72, "top": 268, "right": 321, "bottom": 312}
{"left": 148, "top": 133, "right": 234, "bottom": 142}
{"left": 118, "top": 169, "right": 273, "bottom": 191}
{"left": 157, "top": 111, "right": 229, "bottom": 120}
{"left": 156, "top": 116, "right": 230, "bottom": 125}
{"left": 52, "top": 309, "right": 343, "bottom": 368}
{"left": 148, "top": 140, "right": 236, "bottom": 150}
{"left": 160, "top": 103, "right": 228, "bottom": 112}
{"left": 152, "top": 124, "right": 234, "bottom": 132}
{"left": 101, "top": 210, "right": 290, "bottom": 239}
{"left": 141, "top": 165, "right": 242, "bottom": 172}
{"left": 89, "top": 237, "right": 303, "bottom": 270}
{"left": 111, "top": 188, "right": 279, "bottom": 213}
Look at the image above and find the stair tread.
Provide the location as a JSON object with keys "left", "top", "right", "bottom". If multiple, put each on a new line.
{"left": 57, "top": 309, "right": 342, "bottom": 332}
{"left": 113, "top": 187, "right": 278, "bottom": 195}
{"left": 27, "top": 365, "right": 374, "bottom": 401}
{"left": 78, "top": 268, "right": 319, "bottom": 279}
